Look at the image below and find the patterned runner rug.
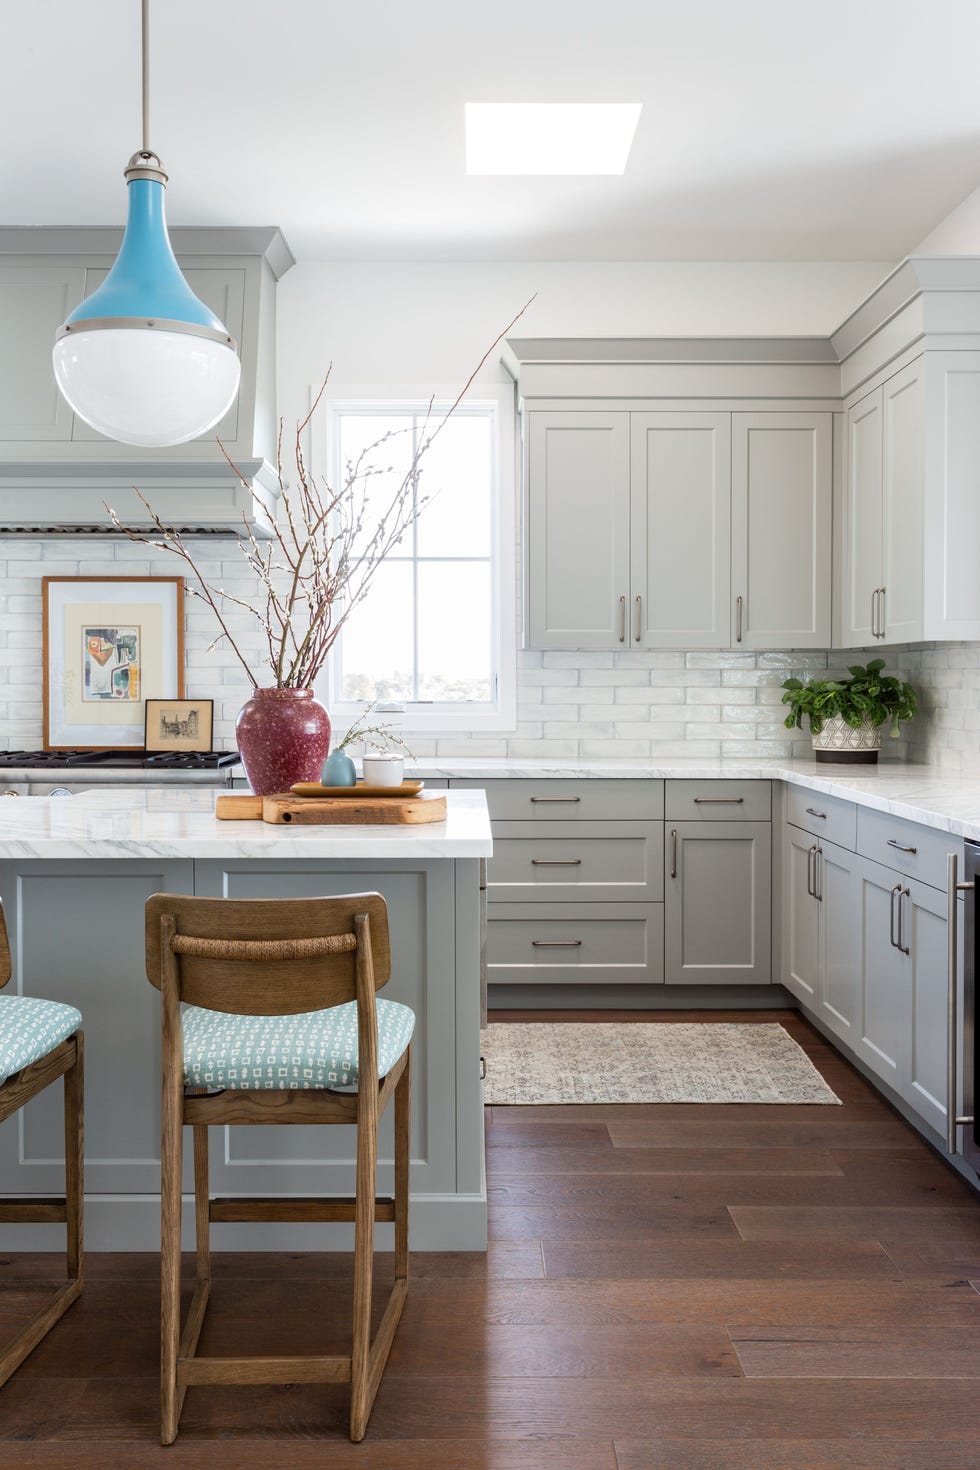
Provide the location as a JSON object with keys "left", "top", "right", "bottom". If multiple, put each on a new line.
{"left": 480, "top": 1021, "right": 841, "bottom": 1105}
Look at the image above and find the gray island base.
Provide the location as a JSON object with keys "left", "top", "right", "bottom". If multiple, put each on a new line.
{"left": 0, "top": 789, "right": 492, "bottom": 1253}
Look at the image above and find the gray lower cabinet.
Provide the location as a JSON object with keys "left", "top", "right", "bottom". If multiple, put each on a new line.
{"left": 782, "top": 826, "right": 861, "bottom": 1045}
{"left": 486, "top": 903, "right": 664, "bottom": 986}
{"left": 487, "top": 821, "right": 663, "bottom": 903}
{"left": 664, "top": 822, "right": 771, "bottom": 985}
{"left": 852, "top": 854, "right": 951, "bottom": 1134}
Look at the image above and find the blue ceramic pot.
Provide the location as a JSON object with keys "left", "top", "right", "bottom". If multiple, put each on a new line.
{"left": 320, "top": 748, "right": 357, "bottom": 786}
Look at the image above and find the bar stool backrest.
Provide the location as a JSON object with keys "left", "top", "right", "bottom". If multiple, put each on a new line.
{"left": 144, "top": 892, "right": 391, "bottom": 1016}
{"left": 0, "top": 906, "right": 10, "bottom": 988}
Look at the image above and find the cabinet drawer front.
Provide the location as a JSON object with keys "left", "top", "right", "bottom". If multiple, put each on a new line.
{"left": 451, "top": 778, "right": 664, "bottom": 821}
{"left": 666, "top": 779, "right": 771, "bottom": 821}
{"left": 486, "top": 903, "right": 664, "bottom": 985}
{"left": 785, "top": 785, "right": 857, "bottom": 849}
{"left": 487, "top": 822, "right": 663, "bottom": 901}
{"left": 856, "top": 807, "right": 961, "bottom": 892}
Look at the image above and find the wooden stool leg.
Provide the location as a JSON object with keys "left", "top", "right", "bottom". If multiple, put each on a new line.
{"left": 349, "top": 1102, "right": 378, "bottom": 1442}
{"left": 160, "top": 1080, "right": 183, "bottom": 1445}
{"left": 64, "top": 1032, "right": 84, "bottom": 1285}
{"left": 394, "top": 1047, "right": 410, "bottom": 1283}
{"left": 193, "top": 1125, "right": 210, "bottom": 1285}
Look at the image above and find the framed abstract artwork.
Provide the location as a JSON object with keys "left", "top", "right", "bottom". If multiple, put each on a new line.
{"left": 42, "top": 576, "right": 184, "bottom": 749}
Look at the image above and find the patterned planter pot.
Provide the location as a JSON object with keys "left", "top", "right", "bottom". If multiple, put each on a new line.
{"left": 811, "top": 713, "right": 883, "bottom": 764}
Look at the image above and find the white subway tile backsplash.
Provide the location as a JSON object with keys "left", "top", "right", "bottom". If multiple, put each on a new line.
{"left": 0, "top": 540, "right": 978, "bottom": 768}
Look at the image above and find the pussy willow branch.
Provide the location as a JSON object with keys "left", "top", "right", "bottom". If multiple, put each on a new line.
{"left": 104, "top": 296, "right": 535, "bottom": 689}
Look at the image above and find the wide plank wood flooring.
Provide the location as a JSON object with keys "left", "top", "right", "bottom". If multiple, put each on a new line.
{"left": 0, "top": 1008, "right": 977, "bottom": 1469}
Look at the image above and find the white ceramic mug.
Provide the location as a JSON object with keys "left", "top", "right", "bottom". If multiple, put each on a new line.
{"left": 362, "top": 752, "right": 404, "bottom": 787}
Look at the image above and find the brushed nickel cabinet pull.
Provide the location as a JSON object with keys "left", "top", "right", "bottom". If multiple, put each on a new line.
{"left": 889, "top": 882, "right": 903, "bottom": 949}
{"left": 634, "top": 594, "right": 642, "bottom": 643}
{"left": 532, "top": 939, "right": 583, "bottom": 947}
{"left": 618, "top": 595, "right": 626, "bottom": 643}
{"left": 946, "top": 854, "right": 976, "bottom": 1155}
{"left": 887, "top": 838, "right": 917, "bottom": 854}
{"left": 670, "top": 829, "right": 678, "bottom": 879}
{"left": 735, "top": 594, "right": 743, "bottom": 643}
{"left": 899, "top": 886, "right": 911, "bottom": 955}
{"left": 878, "top": 586, "right": 886, "bottom": 639}
{"left": 814, "top": 846, "right": 823, "bottom": 902}
{"left": 693, "top": 796, "right": 744, "bottom": 805}
{"left": 872, "top": 587, "right": 879, "bottom": 639}
{"left": 531, "top": 858, "right": 582, "bottom": 866}
{"left": 529, "top": 796, "right": 580, "bottom": 804}
{"left": 805, "top": 808, "right": 827, "bottom": 819}
{"left": 806, "top": 844, "right": 815, "bottom": 898}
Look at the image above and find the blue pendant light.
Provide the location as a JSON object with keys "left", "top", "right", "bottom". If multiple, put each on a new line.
{"left": 52, "top": 0, "right": 241, "bottom": 448}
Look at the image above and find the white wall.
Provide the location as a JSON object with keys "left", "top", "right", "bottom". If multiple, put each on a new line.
{"left": 915, "top": 182, "right": 980, "bottom": 255}
{"left": 276, "top": 259, "right": 891, "bottom": 401}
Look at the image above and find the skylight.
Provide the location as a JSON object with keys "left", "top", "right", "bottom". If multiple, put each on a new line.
{"left": 465, "top": 103, "right": 642, "bottom": 176}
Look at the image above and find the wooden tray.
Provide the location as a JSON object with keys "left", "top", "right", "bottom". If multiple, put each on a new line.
{"left": 290, "top": 780, "right": 424, "bottom": 799}
{"left": 216, "top": 792, "right": 447, "bottom": 826}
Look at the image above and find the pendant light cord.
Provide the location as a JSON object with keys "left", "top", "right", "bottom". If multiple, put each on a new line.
{"left": 141, "top": 0, "right": 150, "bottom": 156}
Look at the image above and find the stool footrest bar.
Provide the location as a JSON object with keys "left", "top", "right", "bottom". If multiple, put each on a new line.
{"left": 176, "top": 1353, "right": 352, "bottom": 1387}
{"left": 209, "top": 1195, "right": 395, "bottom": 1224}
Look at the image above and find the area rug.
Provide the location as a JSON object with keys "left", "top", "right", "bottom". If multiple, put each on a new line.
{"left": 480, "top": 1022, "right": 841, "bottom": 1105}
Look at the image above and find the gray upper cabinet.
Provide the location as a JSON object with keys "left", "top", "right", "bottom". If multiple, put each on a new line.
{"left": 526, "top": 411, "right": 630, "bottom": 649}
{"left": 842, "top": 386, "right": 883, "bottom": 646}
{"left": 731, "top": 412, "right": 832, "bottom": 649}
{"left": 630, "top": 413, "right": 731, "bottom": 648}
{"left": 664, "top": 821, "right": 771, "bottom": 985}
{"left": 526, "top": 407, "right": 833, "bottom": 652}
{"left": 841, "top": 361, "right": 924, "bottom": 646}
{"left": 0, "top": 266, "right": 86, "bottom": 442}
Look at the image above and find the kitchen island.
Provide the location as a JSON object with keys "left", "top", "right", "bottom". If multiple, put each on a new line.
{"left": 0, "top": 788, "right": 492, "bottom": 1252}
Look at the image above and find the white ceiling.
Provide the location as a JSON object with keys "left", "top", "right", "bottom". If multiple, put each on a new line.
{"left": 5, "top": 0, "right": 980, "bottom": 262}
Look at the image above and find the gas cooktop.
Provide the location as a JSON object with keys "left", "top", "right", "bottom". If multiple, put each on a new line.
{"left": 0, "top": 749, "right": 240, "bottom": 771}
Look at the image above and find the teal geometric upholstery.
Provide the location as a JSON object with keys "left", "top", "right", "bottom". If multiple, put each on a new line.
{"left": 0, "top": 996, "right": 82, "bottom": 1087}
{"left": 182, "top": 998, "right": 415, "bottom": 1091}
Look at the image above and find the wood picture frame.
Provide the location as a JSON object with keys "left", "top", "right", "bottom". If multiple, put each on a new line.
{"left": 144, "top": 698, "right": 213, "bottom": 753}
{"left": 42, "top": 576, "right": 184, "bottom": 750}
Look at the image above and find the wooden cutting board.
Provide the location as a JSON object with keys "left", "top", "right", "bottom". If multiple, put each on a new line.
{"left": 216, "top": 793, "right": 447, "bottom": 825}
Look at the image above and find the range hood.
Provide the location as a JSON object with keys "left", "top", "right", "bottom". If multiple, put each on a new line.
{"left": 0, "top": 226, "right": 293, "bottom": 535}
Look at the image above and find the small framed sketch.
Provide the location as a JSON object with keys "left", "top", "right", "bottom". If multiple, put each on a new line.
{"left": 145, "top": 698, "right": 213, "bottom": 753}
{"left": 42, "top": 576, "right": 184, "bottom": 750}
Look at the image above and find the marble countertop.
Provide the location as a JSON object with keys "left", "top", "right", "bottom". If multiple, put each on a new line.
{"left": 408, "top": 757, "right": 980, "bottom": 843}
{"left": 0, "top": 788, "right": 493, "bottom": 861}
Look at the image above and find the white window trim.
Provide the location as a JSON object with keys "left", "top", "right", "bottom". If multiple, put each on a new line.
{"left": 313, "top": 382, "right": 517, "bottom": 736}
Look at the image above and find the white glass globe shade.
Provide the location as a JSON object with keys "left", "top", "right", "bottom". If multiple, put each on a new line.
{"left": 52, "top": 328, "right": 241, "bottom": 448}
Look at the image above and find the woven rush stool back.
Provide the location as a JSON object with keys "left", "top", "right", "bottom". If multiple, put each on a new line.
{"left": 145, "top": 892, "right": 391, "bottom": 1015}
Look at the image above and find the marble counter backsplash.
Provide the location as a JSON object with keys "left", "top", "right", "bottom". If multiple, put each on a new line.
{"left": 0, "top": 538, "right": 978, "bottom": 771}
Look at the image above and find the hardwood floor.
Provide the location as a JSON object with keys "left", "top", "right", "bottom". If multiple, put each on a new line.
{"left": 0, "top": 1009, "right": 977, "bottom": 1468}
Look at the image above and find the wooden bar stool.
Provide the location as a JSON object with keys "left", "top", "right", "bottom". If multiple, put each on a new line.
{"left": 144, "top": 891, "right": 412, "bottom": 1445}
{"left": 0, "top": 902, "right": 83, "bottom": 1386}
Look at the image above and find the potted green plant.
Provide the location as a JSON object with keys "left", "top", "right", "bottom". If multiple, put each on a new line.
{"left": 781, "top": 659, "right": 917, "bottom": 764}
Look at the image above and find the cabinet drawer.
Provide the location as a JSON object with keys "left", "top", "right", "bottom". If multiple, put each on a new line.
{"left": 486, "top": 903, "right": 664, "bottom": 985}
{"left": 666, "top": 779, "right": 770, "bottom": 821}
{"left": 786, "top": 785, "right": 857, "bottom": 849}
{"left": 451, "top": 778, "right": 663, "bottom": 821}
{"left": 857, "top": 806, "right": 962, "bottom": 892}
{"left": 487, "top": 821, "right": 663, "bottom": 902}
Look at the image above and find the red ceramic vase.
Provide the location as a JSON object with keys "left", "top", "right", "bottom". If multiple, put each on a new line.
{"left": 235, "top": 687, "right": 331, "bottom": 796}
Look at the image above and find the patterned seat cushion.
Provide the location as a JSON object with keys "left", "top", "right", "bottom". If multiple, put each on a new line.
{"left": 0, "top": 996, "right": 82, "bottom": 1086}
{"left": 182, "top": 998, "right": 415, "bottom": 1091}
